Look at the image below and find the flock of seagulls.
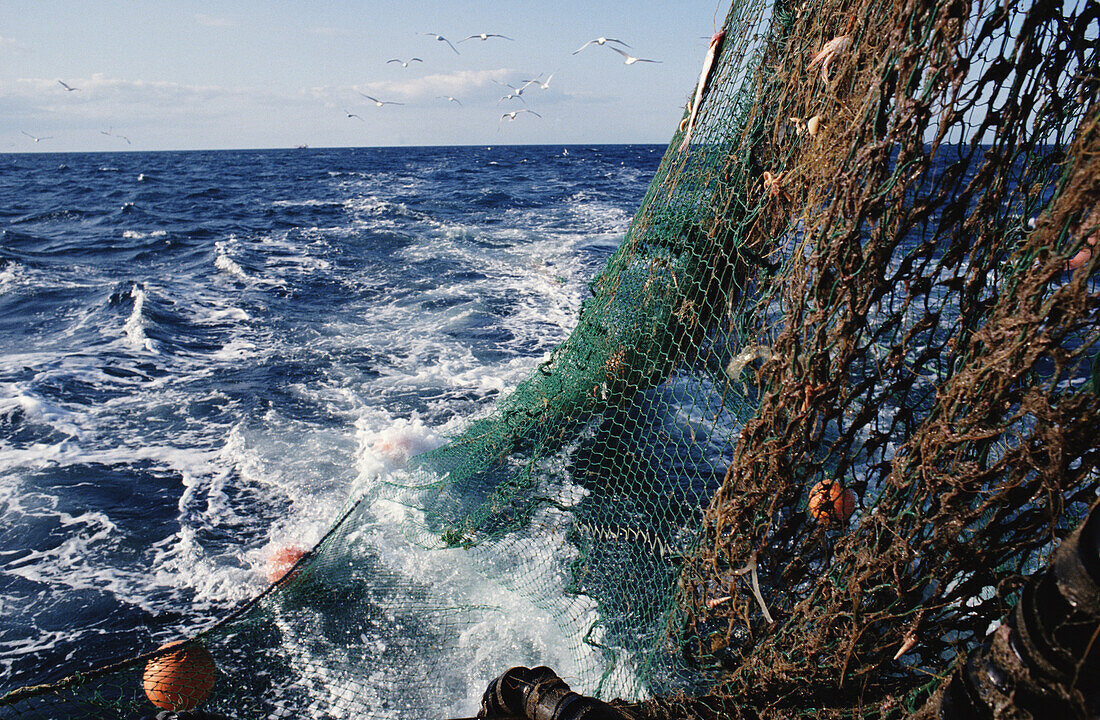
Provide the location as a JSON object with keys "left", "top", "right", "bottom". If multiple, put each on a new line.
{"left": 21, "top": 30, "right": 664, "bottom": 145}
{"left": 20, "top": 79, "right": 132, "bottom": 146}
{"left": 101, "top": 127, "right": 132, "bottom": 144}
{"left": 348, "top": 32, "right": 662, "bottom": 131}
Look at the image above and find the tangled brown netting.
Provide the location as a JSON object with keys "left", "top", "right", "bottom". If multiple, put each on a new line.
{"left": 660, "top": 0, "right": 1100, "bottom": 715}
{"left": 1, "top": 0, "right": 1096, "bottom": 718}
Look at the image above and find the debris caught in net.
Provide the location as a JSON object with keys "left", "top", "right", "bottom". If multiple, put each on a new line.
{"left": 2, "top": 0, "right": 1097, "bottom": 717}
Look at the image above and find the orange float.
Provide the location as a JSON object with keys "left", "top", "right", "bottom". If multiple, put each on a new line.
{"left": 808, "top": 480, "right": 857, "bottom": 524}
{"left": 264, "top": 544, "right": 307, "bottom": 583}
{"left": 142, "top": 640, "right": 216, "bottom": 711}
{"left": 1065, "top": 208, "right": 1098, "bottom": 271}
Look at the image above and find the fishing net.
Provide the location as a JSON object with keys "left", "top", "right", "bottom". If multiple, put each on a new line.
{"left": 3, "top": 0, "right": 1099, "bottom": 717}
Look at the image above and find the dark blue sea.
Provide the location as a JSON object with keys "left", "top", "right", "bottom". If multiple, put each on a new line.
{"left": 0, "top": 145, "right": 663, "bottom": 695}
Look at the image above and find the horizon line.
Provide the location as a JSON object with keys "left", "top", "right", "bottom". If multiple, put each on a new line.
{"left": 1, "top": 141, "right": 672, "bottom": 156}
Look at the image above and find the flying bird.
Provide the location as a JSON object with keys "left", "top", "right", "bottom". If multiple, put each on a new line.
{"left": 386, "top": 58, "right": 423, "bottom": 68}
{"left": 524, "top": 74, "right": 554, "bottom": 90}
{"left": 344, "top": 110, "right": 364, "bottom": 120}
{"left": 21, "top": 131, "right": 53, "bottom": 142}
{"left": 57, "top": 80, "right": 81, "bottom": 91}
{"left": 495, "top": 79, "right": 538, "bottom": 96}
{"left": 358, "top": 93, "right": 404, "bottom": 107}
{"left": 494, "top": 80, "right": 532, "bottom": 104}
{"left": 460, "top": 33, "right": 513, "bottom": 43}
{"left": 101, "top": 128, "right": 132, "bottom": 144}
{"left": 573, "top": 37, "right": 631, "bottom": 54}
{"left": 607, "top": 46, "right": 661, "bottom": 65}
{"left": 437, "top": 96, "right": 464, "bottom": 106}
{"left": 500, "top": 109, "right": 542, "bottom": 125}
{"left": 419, "top": 32, "right": 460, "bottom": 54}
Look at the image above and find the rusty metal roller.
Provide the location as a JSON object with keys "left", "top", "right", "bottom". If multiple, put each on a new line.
{"left": 935, "top": 500, "right": 1100, "bottom": 719}
{"left": 477, "top": 666, "right": 629, "bottom": 720}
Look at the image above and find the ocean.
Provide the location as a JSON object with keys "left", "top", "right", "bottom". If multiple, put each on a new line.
{"left": 0, "top": 145, "right": 664, "bottom": 696}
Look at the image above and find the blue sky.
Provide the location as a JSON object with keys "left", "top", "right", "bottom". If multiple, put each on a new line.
{"left": 0, "top": 1, "right": 729, "bottom": 152}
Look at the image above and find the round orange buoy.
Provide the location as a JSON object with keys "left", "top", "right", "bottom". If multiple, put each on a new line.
{"left": 264, "top": 545, "right": 306, "bottom": 583}
{"left": 142, "top": 640, "right": 216, "bottom": 711}
{"left": 808, "top": 480, "right": 857, "bottom": 524}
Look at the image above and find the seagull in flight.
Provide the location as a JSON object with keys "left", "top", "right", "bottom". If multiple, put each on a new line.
{"left": 500, "top": 109, "right": 542, "bottom": 125}
{"left": 101, "top": 128, "right": 132, "bottom": 144}
{"left": 607, "top": 46, "right": 661, "bottom": 65}
{"left": 358, "top": 93, "right": 404, "bottom": 107}
{"left": 387, "top": 58, "right": 423, "bottom": 68}
{"left": 344, "top": 110, "right": 364, "bottom": 120}
{"left": 498, "top": 91, "right": 526, "bottom": 104}
{"left": 494, "top": 80, "right": 532, "bottom": 104}
{"left": 495, "top": 78, "right": 538, "bottom": 95}
{"left": 459, "top": 33, "right": 513, "bottom": 43}
{"left": 21, "top": 131, "right": 53, "bottom": 142}
{"left": 524, "top": 74, "right": 554, "bottom": 90}
{"left": 419, "top": 32, "right": 460, "bottom": 54}
{"left": 57, "top": 80, "right": 81, "bottom": 91}
{"left": 573, "top": 37, "right": 630, "bottom": 54}
{"left": 437, "top": 96, "right": 463, "bottom": 106}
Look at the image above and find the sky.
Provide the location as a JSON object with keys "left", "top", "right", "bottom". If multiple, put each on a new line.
{"left": 0, "top": 1, "right": 730, "bottom": 152}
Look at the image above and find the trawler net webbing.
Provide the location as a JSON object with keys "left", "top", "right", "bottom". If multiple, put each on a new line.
{"left": 2, "top": 0, "right": 1098, "bottom": 717}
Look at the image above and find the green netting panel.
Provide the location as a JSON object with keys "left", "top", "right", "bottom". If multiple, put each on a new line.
{"left": 3, "top": 0, "right": 1098, "bottom": 717}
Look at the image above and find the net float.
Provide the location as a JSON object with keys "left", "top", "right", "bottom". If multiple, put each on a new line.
{"left": 142, "top": 640, "right": 216, "bottom": 711}
{"left": 808, "top": 480, "right": 857, "bottom": 524}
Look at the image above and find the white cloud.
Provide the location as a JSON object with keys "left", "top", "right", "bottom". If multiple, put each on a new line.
{"left": 194, "top": 13, "right": 234, "bottom": 28}
{"left": 2, "top": 74, "right": 282, "bottom": 127}
{"left": 12, "top": 74, "right": 235, "bottom": 99}
{"left": 310, "top": 69, "right": 522, "bottom": 106}
{"left": 1, "top": 73, "right": 326, "bottom": 150}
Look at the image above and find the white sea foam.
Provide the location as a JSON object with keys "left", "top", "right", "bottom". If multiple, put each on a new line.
{"left": 0, "top": 148, "right": 659, "bottom": 700}
{"left": 214, "top": 242, "right": 251, "bottom": 280}
{"left": 209, "top": 337, "right": 256, "bottom": 360}
{"left": 271, "top": 198, "right": 344, "bottom": 208}
{"left": 0, "top": 381, "right": 88, "bottom": 442}
{"left": 121, "top": 230, "right": 167, "bottom": 240}
{"left": 332, "top": 421, "right": 642, "bottom": 716}
{"left": 122, "top": 283, "right": 158, "bottom": 353}
{"left": 357, "top": 414, "right": 445, "bottom": 475}
{"left": 0, "top": 262, "right": 21, "bottom": 293}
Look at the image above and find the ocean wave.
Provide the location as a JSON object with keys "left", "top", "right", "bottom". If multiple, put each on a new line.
{"left": 213, "top": 241, "right": 252, "bottom": 281}
{"left": 0, "top": 261, "right": 21, "bottom": 293}
{"left": 122, "top": 283, "right": 158, "bottom": 353}
{"left": 0, "top": 145, "right": 662, "bottom": 692}
{"left": 121, "top": 229, "right": 168, "bottom": 240}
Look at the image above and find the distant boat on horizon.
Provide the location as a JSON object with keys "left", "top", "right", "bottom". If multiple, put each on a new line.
{"left": 294, "top": 144, "right": 309, "bottom": 149}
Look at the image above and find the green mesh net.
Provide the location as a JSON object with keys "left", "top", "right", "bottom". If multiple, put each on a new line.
{"left": 3, "top": 0, "right": 1099, "bottom": 717}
